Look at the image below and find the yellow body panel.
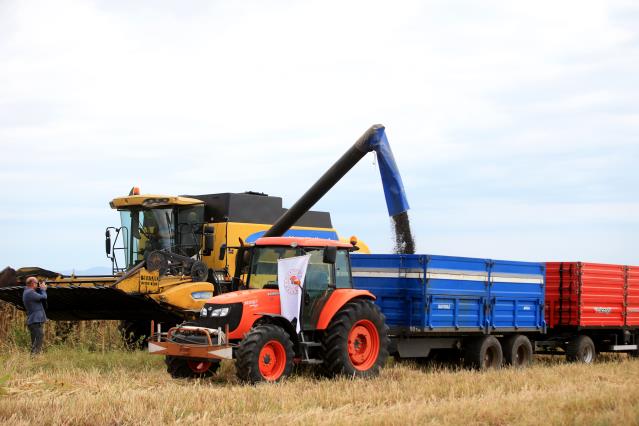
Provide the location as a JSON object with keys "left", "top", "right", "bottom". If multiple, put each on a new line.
{"left": 203, "top": 221, "right": 345, "bottom": 276}
{"left": 150, "top": 281, "right": 214, "bottom": 312}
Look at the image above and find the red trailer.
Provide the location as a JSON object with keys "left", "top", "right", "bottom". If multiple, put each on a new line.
{"left": 538, "top": 262, "right": 639, "bottom": 362}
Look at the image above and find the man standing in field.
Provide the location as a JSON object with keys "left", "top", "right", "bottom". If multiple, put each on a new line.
{"left": 22, "top": 276, "right": 47, "bottom": 354}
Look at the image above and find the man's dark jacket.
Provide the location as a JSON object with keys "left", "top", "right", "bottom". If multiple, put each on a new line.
{"left": 22, "top": 288, "right": 47, "bottom": 325}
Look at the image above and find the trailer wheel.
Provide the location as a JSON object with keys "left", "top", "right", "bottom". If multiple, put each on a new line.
{"left": 566, "top": 335, "right": 596, "bottom": 363}
{"left": 322, "top": 299, "right": 390, "bottom": 378}
{"left": 165, "top": 356, "right": 220, "bottom": 378}
{"left": 503, "top": 335, "right": 533, "bottom": 367}
{"left": 235, "top": 324, "right": 294, "bottom": 384}
{"left": 464, "top": 336, "right": 503, "bottom": 370}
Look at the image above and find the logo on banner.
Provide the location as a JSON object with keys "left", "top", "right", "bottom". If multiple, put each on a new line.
{"left": 284, "top": 270, "right": 302, "bottom": 295}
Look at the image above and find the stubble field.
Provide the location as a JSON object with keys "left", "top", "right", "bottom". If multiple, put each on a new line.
{"left": 1, "top": 304, "right": 639, "bottom": 425}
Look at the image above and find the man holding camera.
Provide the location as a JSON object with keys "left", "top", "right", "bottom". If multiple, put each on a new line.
{"left": 22, "top": 276, "right": 48, "bottom": 354}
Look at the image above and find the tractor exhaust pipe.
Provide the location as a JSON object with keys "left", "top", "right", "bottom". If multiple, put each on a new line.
{"left": 263, "top": 124, "right": 414, "bottom": 253}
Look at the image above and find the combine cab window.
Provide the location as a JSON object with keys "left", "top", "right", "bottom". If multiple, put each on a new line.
{"left": 177, "top": 205, "right": 204, "bottom": 258}
{"left": 119, "top": 208, "right": 176, "bottom": 268}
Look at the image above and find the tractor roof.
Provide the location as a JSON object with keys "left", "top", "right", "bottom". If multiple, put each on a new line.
{"left": 255, "top": 237, "right": 353, "bottom": 249}
{"left": 110, "top": 195, "right": 204, "bottom": 209}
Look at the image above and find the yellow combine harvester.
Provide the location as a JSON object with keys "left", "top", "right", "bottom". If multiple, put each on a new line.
{"left": 0, "top": 189, "right": 368, "bottom": 345}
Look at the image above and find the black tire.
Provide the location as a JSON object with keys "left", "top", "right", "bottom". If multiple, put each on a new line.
{"left": 566, "top": 335, "right": 596, "bottom": 363}
{"left": 503, "top": 335, "right": 533, "bottom": 367}
{"left": 464, "top": 336, "right": 503, "bottom": 369}
{"left": 322, "top": 299, "right": 390, "bottom": 378}
{"left": 165, "top": 355, "right": 220, "bottom": 378}
{"left": 235, "top": 324, "right": 295, "bottom": 384}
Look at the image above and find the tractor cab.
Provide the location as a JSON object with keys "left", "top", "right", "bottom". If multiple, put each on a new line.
{"left": 234, "top": 237, "right": 354, "bottom": 330}
{"left": 149, "top": 236, "right": 389, "bottom": 383}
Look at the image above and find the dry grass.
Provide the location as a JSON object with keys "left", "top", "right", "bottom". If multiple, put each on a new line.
{"left": 2, "top": 301, "right": 639, "bottom": 425}
{"left": 1, "top": 345, "right": 638, "bottom": 426}
{"left": 0, "top": 302, "right": 125, "bottom": 352}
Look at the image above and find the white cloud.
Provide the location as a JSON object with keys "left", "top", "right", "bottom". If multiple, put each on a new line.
{"left": 0, "top": 0, "right": 638, "bottom": 269}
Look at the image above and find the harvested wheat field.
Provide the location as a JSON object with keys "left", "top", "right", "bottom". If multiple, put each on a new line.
{"left": 1, "top": 346, "right": 638, "bottom": 426}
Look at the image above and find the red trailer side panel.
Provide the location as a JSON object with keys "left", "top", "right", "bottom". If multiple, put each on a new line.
{"left": 626, "top": 266, "right": 639, "bottom": 326}
{"left": 545, "top": 262, "right": 625, "bottom": 328}
{"left": 579, "top": 263, "right": 625, "bottom": 327}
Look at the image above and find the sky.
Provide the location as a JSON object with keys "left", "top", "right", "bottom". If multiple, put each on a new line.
{"left": 1, "top": 0, "right": 638, "bottom": 272}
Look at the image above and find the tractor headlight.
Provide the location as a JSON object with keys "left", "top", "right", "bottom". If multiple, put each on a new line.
{"left": 200, "top": 307, "right": 208, "bottom": 317}
{"left": 210, "top": 307, "right": 230, "bottom": 317}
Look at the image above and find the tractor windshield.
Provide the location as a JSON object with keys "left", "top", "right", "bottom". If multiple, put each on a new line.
{"left": 247, "top": 246, "right": 301, "bottom": 289}
{"left": 119, "top": 207, "right": 176, "bottom": 268}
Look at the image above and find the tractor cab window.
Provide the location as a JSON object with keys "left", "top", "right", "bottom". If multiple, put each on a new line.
{"left": 119, "top": 207, "right": 176, "bottom": 268}
{"left": 335, "top": 249, "right": 352, "bottom": 289}
{"left": 248, "top": 246, "right": 300, "bottom": 289}
{"left": 304, "top": 249, "right": 334, "bottom": 291}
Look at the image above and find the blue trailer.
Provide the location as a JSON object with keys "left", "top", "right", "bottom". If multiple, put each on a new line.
{"left": 352, "top": 253, "right": 546, "bottom": 368}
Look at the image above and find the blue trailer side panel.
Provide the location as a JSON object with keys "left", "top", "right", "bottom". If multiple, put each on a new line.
{"left": 424, "top": 255, "right": 488, "bottom": 331}
{"left": 351, "top": 253, "right": 545, "bottom": 334}
{"left": 489, "top": 260, "right": 545, "bottom": 331}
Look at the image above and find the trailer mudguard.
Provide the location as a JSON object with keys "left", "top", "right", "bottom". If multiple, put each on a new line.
{"left": 315, "top": 289, "right": 376, "bottom": 330}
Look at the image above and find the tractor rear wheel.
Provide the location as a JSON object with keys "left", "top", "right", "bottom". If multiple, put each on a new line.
{"left": 235, "top": 324, "right": 295, "bottom": 384}
{"left": 322, "top": 299, "right": 389, "bottom": 378}
{"left": 165, "top": 356, "right": 220, "bottom": 378}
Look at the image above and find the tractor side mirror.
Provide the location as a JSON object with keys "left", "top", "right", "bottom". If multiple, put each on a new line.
{"left": 218, "top": 244, "right": 227, "bottom": 261}
{"left": 203, "top": 226, "right": 214, "bottom": 256}
{"left": 323, "top": 246, "right": 337, "bottom": 264}
{"left": 105, "top": 230, "right": 112, "bottom": 257}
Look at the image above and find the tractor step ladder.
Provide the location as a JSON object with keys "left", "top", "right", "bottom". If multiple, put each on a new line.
{"left": 299, "top": 333, "right": 324, "bottom": 364}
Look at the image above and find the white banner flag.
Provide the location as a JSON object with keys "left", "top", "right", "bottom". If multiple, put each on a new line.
{"left": 278, "top": 254, "right": 311, "bottom": 333}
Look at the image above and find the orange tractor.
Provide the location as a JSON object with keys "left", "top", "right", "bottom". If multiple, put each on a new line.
{"left": 150, "top": 236, "right": 389, "bottom": 382}
{"left": 148, "top": 124, "right": 410, "bottom": 382}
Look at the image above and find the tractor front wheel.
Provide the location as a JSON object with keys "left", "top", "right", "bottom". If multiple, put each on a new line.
{"left": 322, "top": 299, "right": 389, "bottom": 378}
{"left": 235, "top": 324, "right": 295, "bottom": 384}
{"left": 165, "top": 356, "right": 220, "bottom": 378}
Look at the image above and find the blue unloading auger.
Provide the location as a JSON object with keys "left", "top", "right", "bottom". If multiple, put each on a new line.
{"left": 263, "top": 124, "right": 415, "bottom": 253}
